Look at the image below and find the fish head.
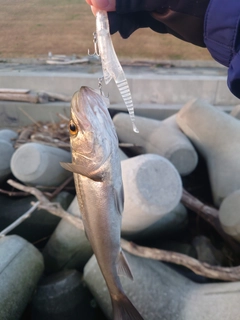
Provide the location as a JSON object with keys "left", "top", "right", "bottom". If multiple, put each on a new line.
{"left": 69, "top": 86, "right": 117, "bottom": 166}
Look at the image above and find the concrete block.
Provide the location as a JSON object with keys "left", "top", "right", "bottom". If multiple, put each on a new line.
{"left": 131, "top": 75, "right": 219, "bottom": 105}
{"left": 0, "top": 235, "right": 44, "bottom": 320}
{"left": 31, "top": 269, "right": 96, "bottom": 320}
{"left": 214, "top": 81, "right": 240, "bottom": 106}
{"left": 133, "top": 203, "right": 188, "bottom": 240}
{"left": 219, "top": 189, "right": 240, "bottom": 242}
{"left": 113, "top": 113, "right": 198, "bottom": 175}
{"left": 0, "top": 129, "right": 18, "bottom": 183}
{"left": 10, "top": 142, "right": 72, "bottom": 187}
{"left": 192, "top": 236, "right": 224, "bottom": 266}
{"left": 177, "top": 99, "right": 240, "bottom": 206}
{"left": 121, "top": 154, "right": 182, "bottom": 235}
{"left": 42, "top": 196, "right": 93, "bottom": 274}
{"left": 84, "top": 252, "right": 240, "bottom": 320}
{"left": 0, "top": 192, "right": 74, "bottom": 242}
{"left": 230, "top": 104, "right": 240, "bottom": 119}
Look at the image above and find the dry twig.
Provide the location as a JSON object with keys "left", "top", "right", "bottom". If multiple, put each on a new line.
{"left": 7, "top": 179, "right": 240, "bottom": 282}
{"left": 47, "top": 175, "right": 73, "bottom": 200}
{"left": 0, "top": 201, "right": 40, "bottom": 237}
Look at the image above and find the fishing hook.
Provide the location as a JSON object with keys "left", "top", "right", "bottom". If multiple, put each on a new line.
{"left": 88, "top": 32, "right": 100, "bottom": 57}
{"left": 98, "top": 76, "right": 109, "bottom": 98}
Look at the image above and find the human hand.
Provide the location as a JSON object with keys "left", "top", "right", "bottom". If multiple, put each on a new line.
{"left": 85, "top": 0, "right": 209, "bottom": 47}
{"left": 85, "top": 0, "right": 166, "bottom": 38}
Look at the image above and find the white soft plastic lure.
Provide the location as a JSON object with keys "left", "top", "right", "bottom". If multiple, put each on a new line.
{"left": 94, "top": 10, "right": 139, "bottom": 133}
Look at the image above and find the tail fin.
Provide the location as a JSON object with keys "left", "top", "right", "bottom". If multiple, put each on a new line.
{"left": 111, "top": 293, "right": 144, "bottom": 320}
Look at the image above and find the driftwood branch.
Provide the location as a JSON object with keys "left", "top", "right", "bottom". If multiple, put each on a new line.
{"left": 181, "top": 189, "right": 240, "bottom": 254}
{"left": 121, "top": 239, "right": 240, "bottom": 282}
{"left": 0, "top": 88, "right": 71, "bottom": 103}
{"left": 0, "top": 92, "right": 48, "bottom": 103}
{"left": 7, "top": 179, "right": 240, "bottom": 282}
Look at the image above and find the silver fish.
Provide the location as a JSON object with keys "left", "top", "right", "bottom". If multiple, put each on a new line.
{"left": 61, "top": 86, "right": 143, "bottom": 320}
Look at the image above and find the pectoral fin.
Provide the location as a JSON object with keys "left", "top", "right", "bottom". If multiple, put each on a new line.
{"left": 60, "top": 162, "right": 103, "bottom": 181}
{"left": 117, "top": 250, "right": 133, "bottom": 281}
{"left": 114, "top": 185, "right": 124, "bottom": 215}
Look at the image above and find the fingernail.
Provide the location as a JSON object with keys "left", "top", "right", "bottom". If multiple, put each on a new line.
{"left": 94, "top": 0, "right": 110, "bottom": 9}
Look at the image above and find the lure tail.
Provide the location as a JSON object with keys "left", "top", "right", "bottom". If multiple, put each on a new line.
{"left": 111, "top": 293, "right": 144, "bottom": 320}
{"left": 117, "top": 79, "right": 139, "bottom": 133}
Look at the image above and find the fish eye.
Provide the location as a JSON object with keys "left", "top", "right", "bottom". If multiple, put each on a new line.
{"left": 69, "top": 121, "right": 78, "bottom": 135}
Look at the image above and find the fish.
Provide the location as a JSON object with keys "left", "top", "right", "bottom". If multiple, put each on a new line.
{"left": 61, "top": 86, "right": 144, "bottom": 320}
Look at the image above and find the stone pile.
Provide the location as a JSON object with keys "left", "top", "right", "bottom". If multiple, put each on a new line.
{"left": 0, "top": 99, "right": 240, "bottom": 319}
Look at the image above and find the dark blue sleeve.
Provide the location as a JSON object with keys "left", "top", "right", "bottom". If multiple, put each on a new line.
{"left": 204, "top": 0, "right": 240, "bottom": 98}
{"left": 228, "top": 53, "right": 240, "bottom": 99}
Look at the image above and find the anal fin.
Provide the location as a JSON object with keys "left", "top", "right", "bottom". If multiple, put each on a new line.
{"left": 117, "top": 250, "right": 133, "bottom": 281}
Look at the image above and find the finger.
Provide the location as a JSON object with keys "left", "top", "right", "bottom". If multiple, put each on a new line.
{"left": 90, "top": 0, "right": 116, "bottom": 11}
{"left": 85, "top": 0, "right": 92, "bottom": 5}
{"left": 91, "top": 6, "right": 98, "bottom": 16}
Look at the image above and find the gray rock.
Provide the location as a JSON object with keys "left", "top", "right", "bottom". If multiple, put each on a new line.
{"left": 177, "top": 99, "right": 240, "bottom": 206}
{"left": 42, "top": 196, "right": 93, "bottom": 274}
{"left": 121, "top": 154, "right": 182, "bottom": 235}
{"left": 10, "top": 142, "right": 72, "bottom": 187}
{"left": 31, "top": 269, "right": 96, "bottom": 320}
{"left": 0, "top": 235, "right": 44, "bottom": 320}
{"left": 84, "top": 252, "right": 240, "bottom": 320}
{"left": 0, "top": 192, "right": 74, "bottom": 242}
{"left": 0, "top": 129, "right": 18, "bottom": 183}
{"left": 219, "top": 189, "right": 240, "bottom": 242}
{"left": 113, "top": 113, "right": 198, "bottom": 176}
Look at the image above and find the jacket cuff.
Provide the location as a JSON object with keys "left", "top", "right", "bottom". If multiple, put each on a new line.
{"left": 228, "top": 52, "right": 240, "bottom": 99}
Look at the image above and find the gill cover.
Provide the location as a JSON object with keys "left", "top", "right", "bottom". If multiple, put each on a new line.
{"left": 60, "top": 162, "right": 104, "bottom": 182}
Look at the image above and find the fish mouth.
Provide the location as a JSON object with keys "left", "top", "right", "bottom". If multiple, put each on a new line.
{"left": 72, "top": 86, "right": 114, "bottom": 133}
